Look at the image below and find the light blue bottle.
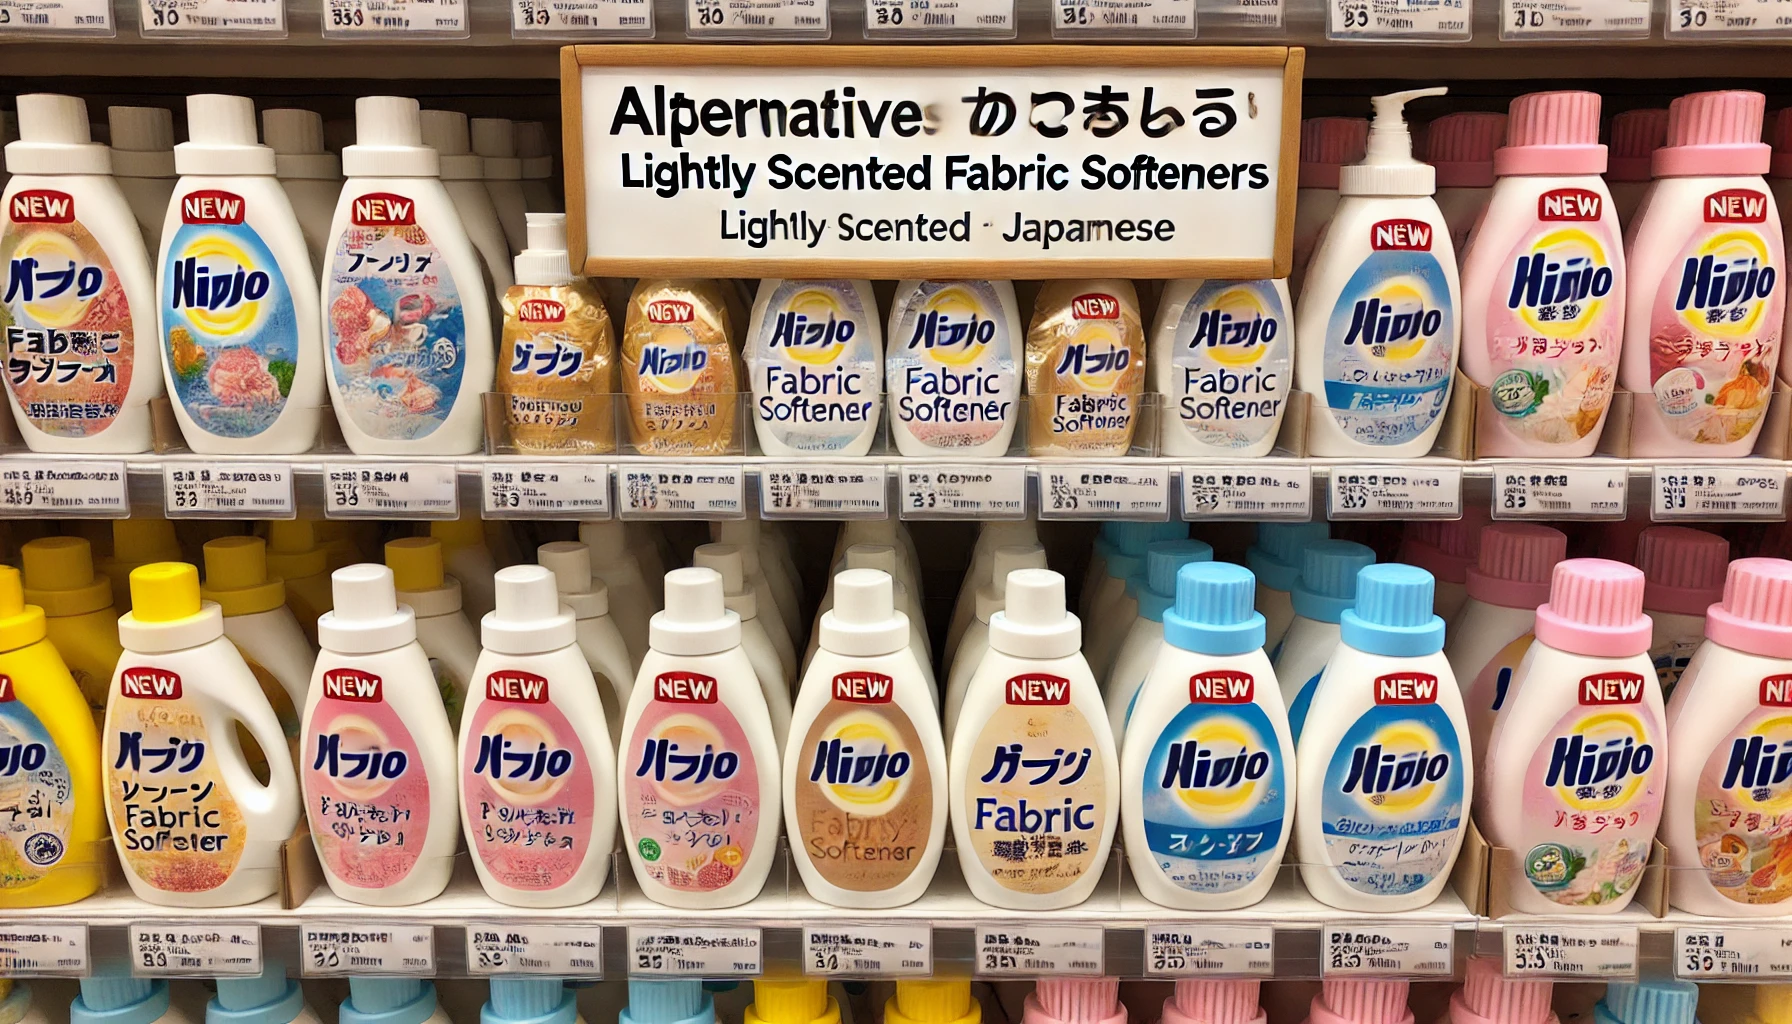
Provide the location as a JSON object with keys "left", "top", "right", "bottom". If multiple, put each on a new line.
{"left": 210, "top": 959, "right": 310, "bottom": 1024}
{"left": 1103, "top": 538, "right": 1213, "bottom": 741}
{"left": 74, "top": 971, "right": 174, "bottom": 1024}
{"left": 1274, "top": 539, "right": 1376, "bottom": 739}
{"left": 1247, "top": 520, "right": 1330, "bottom": 655}
{"left": 623, "top": 982, "right": 715, "bottom": 1024}
{"left": 1595, "top": 979, "right": 1699, "bottom": 1024}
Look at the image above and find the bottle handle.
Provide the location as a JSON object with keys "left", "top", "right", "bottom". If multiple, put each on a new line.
{"left": 210, "top": 681, "right": 301, "bottom": 842}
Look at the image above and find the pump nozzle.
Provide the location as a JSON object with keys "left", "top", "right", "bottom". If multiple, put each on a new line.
{"left": 1343, "top": 87, "right": 1448, "bottom": 198}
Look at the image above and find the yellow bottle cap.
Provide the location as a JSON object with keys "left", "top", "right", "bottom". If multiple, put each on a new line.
{"left": 430, "top": 515, "right": 485, "bottom": 551}
{"left": 20, "top": 537, "right": 113, "bottom": 617}
{"left": 201, "top": 537, "right": 286, "bottom": 617}
{"left": 0, "top": 565, "right": 47, "bottom": 652}
{"left": 745, "top": 982, "right": 837, "bottom": 1024}
{"left": 129, "top": 562, "right": 202, "bottom": 623}
{"left": 111, "top": 518, "right": 182, "bottom": 563}
{"left": 1757, "top": 986, "right": 1792, "bottom": 1024}
{"left": 887, "top": 981, "right": 980, "bottom": 1024}
{"left": 266, "top": 520, "right": 328, "bottom": 580}
{"left": 386, "top": 537, "right": 445, "bottom": 593}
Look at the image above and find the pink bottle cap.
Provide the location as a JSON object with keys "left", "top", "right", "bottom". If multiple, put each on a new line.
{"left": 1466, "top": 524, "right": 1567, "bottom": 609}
{"left": 1608, "top": 108, "right": 1669, "bottom": 182}
{"left": 1398, "top": 506, "right": 1489, "bottom": 586}
{"left": 1771, "top": 108, "right": 1792, "bottom": 179}
{"left": 1450, "top": 957, "right": 1557, "bottom": 1024}
{"left": 1427, "top": 111, "right": 1507, "bottom": 187}
{"left": 1705, "top": 557, "right": 1792, "bottom": 658}
{"left": 1161, "top": 982, "right": 1264, "bottom": 1024}
{"left": 1495, "top": 91, "right": 1606, "bottom": 177}
{"left": 1636, "top": 526, "right": 1729, "bottom": 616}
{"left": 1534, "top": 558, "right": 1652, "bottom": 657}
{"left": 1301, "top": 117, "right": 1368, "bottom": 189}
{"left": 1024, "top": 980, "right": 1125, "bottom": 1024}
{"left": 1654, "top": 90, "right": 1770, "bottom": 177}
{"left": 1305, "top": 981, "right": 1412, "bottom": 1024}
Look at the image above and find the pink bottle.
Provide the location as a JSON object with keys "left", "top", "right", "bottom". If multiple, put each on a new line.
{"left": 1024, "top": 980, "right": 1124, "bottom": 1024}
{"left": 1292, "top": 117, "right": 1369, "bottom": 298}
{"left": 1608, "top": 108, "right": 1669, "bottom": 230}
{"left": 1441, "top": 957, "right": 1557, "bottom": 1024}
{"left": 1303, "top": 981, "right": 1412, "bottom": 1024}
{"left": 1427, "top": 111, "right": 1508, "bottom": 251}
{"left": 1621, "top": 91, "right": 1785, "bottom": 457}
{"left": 1460, "top": 91, "right": 1626, "bottom": 458}
{"left": 1635, "top": 525, "right": 1729, "bottom": 699}
{"left": 1397, "top": 503, "right": 1491, "bottom": 620}
{"left": 1161, "top": 982, "right": 1264, "bottom": 1024}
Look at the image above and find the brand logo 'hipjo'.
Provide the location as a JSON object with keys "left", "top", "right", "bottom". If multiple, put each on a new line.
{"left": 321, "top": 669, "right": 383, "bottom": 702}
{"left": 351, "top": 193, "right": 416, "bottom": 226}
{"left": 1071, "top": 293, "right": 1120, "bottom": 319}
{"left": 486, "top": 670, "right": 549, "bottom": 703}
{"left": 9, "top": 190, "right": 73, "bottom": 224}
{"left": 517, "top": 299, "right": 566, "bottom": 323}
{"left": 180, "top": 190, "right": 246, "bottom": 225}
{"left": 120, "top": 668, "right": 182, "bottom": 700}
{"left": 654, "top": 671, "right": 717, "bottom": 703}
{"left": 1370, "top": 219, "right": 1433, "bottom": 251}
{"left": 1005, "top": 673, "right": 1070, "bottom": 705}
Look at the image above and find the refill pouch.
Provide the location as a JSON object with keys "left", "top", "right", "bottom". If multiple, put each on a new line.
{"left": 621, "top": 278, "right": 740, "bottom": 455}
{"left": 1025, "top": 279, "right": 1146, "bottom": 456}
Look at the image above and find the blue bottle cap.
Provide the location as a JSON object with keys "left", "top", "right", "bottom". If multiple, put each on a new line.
{"left": 1595, "top": 979, "right": 1699, "bottom": 1024}
{"left": 1291, "top": 540, "right": 1376, "bottom": 624}
{"left": 1107, "top": 521, "right": 1162, "bottom": 558}
{"left": 484, "top": 980, "right": 575, "bottom": 1024}
{"left": 1163, "top": 561, "right": 1266, "bottom": 656}
{"left": 74, "top": 973, "right": 167, "bottom": 1024}
{"left": 342, "top": 979, "right": 437, "bottom": 1024}
{"left": 1340, "top": 563, "right": 1445, "bottom": 657}
{"left": 1246, "top": 521, "right": 1330, "bottom": 592}
{"left": 1134, "top": 540, "right": 1215, "bottom": 624}
{"left": 211, "top": 958, "right": 303, "bottom": 1024}
{"left": 624, "top": 982, "right": 715, "bottom": 1024}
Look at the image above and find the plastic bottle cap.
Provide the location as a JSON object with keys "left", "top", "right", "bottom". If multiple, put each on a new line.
{"left": 650, "top": 567, "right": 741, "bottom": 656}
{"left": 1246, "top": 521, "right": 1330, "bottom": 593}
{"left": 201, "top": 536, "right": 286, "bottom": 617}
{"left": 1426, "top": 111, "right": 1507, "bottom": 186}
{"left": 344, "top": 96, "right": 438, "bottom": 178}
{"left": 1705, "top": 557, "right": 1792, "bottom": 658}
{"left": 209, "top": 959, "right": 303, "bottom": 1024}
{"left": 1023, "top": 979, "right": 1124, "bottom": 1024}
{"left": 318, "top": 563, "right": 417, "bottom": 654}
{"left": 8, "top": 94, "right": 109, "bottom": 176}
{"left": 694, "top": 543, "right": 760, "bottom": 622}
{"left": 20, "top": 536, "right": 112, "bottom": 616}
{"left": 472, "top": 118, "right": 524, "bottom": 178}
{"left": 886, "top": 981, "right": 980, "bottom": 1024}
{"left": 1342, "top": 88, "right": 1449, "bottom": 197}
{"left": 1135, "top": 539, "right": 1215, "bottom": 624}
{"left": 1340, "top": 563, "right": 1445, "bottom": 656}
{"left": 386, "top": 537, "right": 447, "bottom": 593}
{"left": 483, "top": 979, "right": 576, "bottom": 1024}
{"left": 1300, "top": 117, "right": 1369, "bottom": 189}
{"left": 580, "top": 520, "right": 631, "bottom": 565}
{"left": 342, "top": 979, "right": 438, "bottom": 1024}
{"left": 262, "top": 108, "right": 340, "bottom": 180}
{"left": 1655, "top": 90, "right": 1769, "bottom": 177}
{"left": 74, "top": 974, "right": 168, "bottom": 1024}
{"left": 537, "top": 540, "right": 609, "bottom": 619}
{"left": 516, "top": 212, "right": 574, "bottom": 286}
{"left": 1308, "top": 981, "right": 1412, "bottom": 1024}
{"left": 845, "top": 543, "right": 898, "bottom": 576}
{"left": 819, "top": 567, "right": 909, "bottom": 656}
{"left": 266, "top": 520, "right": 328, "bottom": 580}
{"left": 1595, "top": 979, "right": 1698, "bottom": 1024}
{"left": 1451, "top": 957, "right": 1554, "bottom": 1024}
{"left": 975, "top": 543, "right": 1049, "bottom": 623}
{"left": 1609, "top": 108, "right": 1669, "bottom": 182}
{"left": 130, "top": 562, "right": 203, "bottom": 623}
{"left": 418, "top": 109, "right": 484, "bottom": 181}
{"left": 108, "top": 106, "right": 175, "bottom": 178}
{"left": 1636, "top": 526, "right": 1728, "bottom": 616}
{"left": 1466, "top": 524, "right": 1565, "bottom": 609}
{"left": 745, "top": 981, "right": 836, "bottom": 1024}
{"left": 622, "top": 981, "right": 714, "bottom": 1024}
{"left": 1495, "top": 91, "right": 1605, "bottom": 176}
{"left": 484, "top": 564, "right": 577, "bottom": 654}
{"left": 1162, "top": 981, "right": 1263, "bottom": 1024}
{"left": 1534, "top": 558, "right": 1652, "bottom": 657}
{"left": 0, "top": 566, "right": 45, "bottom": 652}
{"left": 714, "top": 520, "right": 772, "bottom": 576}
{"left": 1399, "top": 509, "right": 1487, "bottom": 585}
{"left": 989, "top": 568, "right": 1080, "bottom": 659}
{"left": 1292, "top": 540, "right": 1376, "bottom": 624}
{"left": 1162, "top": 560, "right": 1267, "bottom": 655}
{"left": 113, "top": 518, "right": 182, "bottom": 563}
{"left": 1108, "top": 520, "right": 1170, "bottom": 559}
{"left": 177, "top": 94, "right": 275, "bottom": 176}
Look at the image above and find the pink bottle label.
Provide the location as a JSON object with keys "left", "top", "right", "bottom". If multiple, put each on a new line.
{"left": 1692, "top": 673, "right": 1792, "bottom": 905}
{"left": 303, "top": 667, "right": 430, "bottom": 890}
{"left": 462, "top": 670, "right": 596, "bottom": 892}
{"left": 622, "top": 671, "right": 760, "bottom": 893}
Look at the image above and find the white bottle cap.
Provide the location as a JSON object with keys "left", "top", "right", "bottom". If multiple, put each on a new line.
{"left": 8, "top": 94, "right": 109, "bottom": 176}
{"left": 483, "top": 564, "right": 577, "bottom": 655}
{"left": 263, "top": 109, "right": 341, "bottom": 181}
{"left": 989, "top": 568, "right": 1080, "bottom": 659}
{"left": 579, "top": 519, "right": 630, "bottom": 566}
{"left": 1341, "top": 88, "right": 1448, "bottom": 198}
{"left": 418, "top": 109, "right": 483, "bottom": 182}
{"left": 693, "top": 544, "right": 759, "bottom": 623}
{"left": 845, "top": 543, "right": 897, "bottom": 575}
{"left": 819, "top": 568, "right": 909, "bottom": 657}
{"left": 650, "top": 567, "right": 741, "bottom": 657}
{"left": 515, "top": 213, "right": 573, "bottom": 287}
{"left": 515, "top": 121, "right": 554, "bottom": 180}
{"left": 108, "top": 106, "right": 174, "bottom": 178}
{"left": 176, "top": 94, "right": 275, "bottom": 177}
{"left": 975, "top": 543, "right": 1049, "bottom": 624}
{"left": 319, "top": 563, "right": 418, "bottom": 654}
{"left": 343, "top": 96, "right": 438, "bottom": 179}
{"left": 471, "top": 118, "right": 523, "bottom": 180}
{"left": 537, "top": 540, "right": 609, "bottom": 619}
{"left": 712, "top": 519, "right": 770, "bottom": 575}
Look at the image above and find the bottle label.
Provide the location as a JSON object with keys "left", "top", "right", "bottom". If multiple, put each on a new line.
{"left": 621, "top": 282, "right": 740, "bottom": 456}
{"left": 1319, "top": 672, "right": 1466, "bottom": 895}
{"left": 326, "top": 192, "right": 468, "bottom": 442}
{"left": 1646, "top": 190, "right": 1783, "bottom": 445}
{"left": 1518, "top": 670, "right": 1662, "bottom": 906}
{"left": 499, "top": 281, "right": 617, "bottom": 455}
{"left": 302, "top": 667, "right": 431, "bottom": 890}
{"left": 888, "top": 281, "right": 1018, "bottom": 452}
{"left": 622, "top": 671, "right": 761, "bottom": 893}
{"left": 1322, "top": 221, "right": 1456, "bottom": 447}
{"left": 106, "top": 667, "right": 246, "bottom": 892}
{"left": 747, "top": 281, "right": 879, "bottom": 453}
{"left": 1692, "top": 673, "right": 1792, "bottom": 905}
{"left": 0, "top": 675, "right": 74, "bottom": 886}
{"left": 462, "top": 670, "right": 597, "bottom": 892}
{"left": 1484, "top": 194, "right": 1622, "bottom": 444}
{"left": 1166, "top": 281, "right": 1291, "bottom": 451}
{"left": 961, "top": 673, "right": 1109, "bottom": 894}
{"left": 1025, "top": 287, "right": 1145, "bottom": 457}
{"left": 0, "top": 189, "right": 137, "bottom": 438}
{"left": 160, "top": 192, "right": 299, "bottom": 440}
{"left": 791, "top": 671, "right": 933, "bottom": 892}
{"left": 1141, "top": 671, "right": 1285, "bottom": 894}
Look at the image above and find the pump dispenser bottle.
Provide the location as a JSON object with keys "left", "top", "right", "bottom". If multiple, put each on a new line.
{"left": 1293, "top": 117, "right": 1369, "bottom": 298}
{"left": 201, "top": 536, "right": 316, "bottom": 736}
{"left": 472, "top": 118, "right": 528, "bottom": 254}
{"left": 537, "top": 540, "right": 637, "bottom": 740}
{"left": 418, "top": 110, "right": 514, "bottom": 308}
{"left": 262, "top": 109, "right": 341, "bottom": 273}
{"left": 1446, "top": 524, "right": 1566, "bottom": 767}
{"left": 1297, "top": 88, "right": 1461, "bottom": 459}
{"left": 385, "top": 537, "right": 480, "bottom": 721}
{"left": 1426, "top": 111, "right": 1506, "bottom": 251}
{"left": 1275, "top": 539, "right": 1376, "bottom": 740}
{"left": 1249, "top": 521, "right": 1330, "bottom": 653}
{"left": 499, "top": 213, "right": 616, "bottom": 455}
{"left": 20, "top": 536, "right": 122, "bottom": 708}
{"left": 108, "top": 106, "right": 176, "bottom": 255}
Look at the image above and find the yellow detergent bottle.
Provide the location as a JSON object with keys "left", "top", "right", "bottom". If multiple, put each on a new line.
{"left": 201, "top": 537, "right": 317, "bottom": 738}
{"left": 311, "top": 520, "right": 366, "bottom": 572}
{"left": 746, "top": 982, "right": 839, "bottom": 1024}
{"left": 20, "top": 537, "right": 122, "bottom": 711}
{"left": 0, "top": 564, "right": 106, "bottom": 907}
{"left": 98, "top": 519, "right": 183, "bottom": 614}
{"left": 884, "top": 981, "right": 980, "bottom": 1024}
{"left": 265, "top": 521, "right": 334, "bottom": 644}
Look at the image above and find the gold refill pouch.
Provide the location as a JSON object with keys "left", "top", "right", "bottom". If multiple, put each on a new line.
{"left": 621, "top": 278, "right": 741, "bottom": 455}
{"left": 1025, "top": 279, "right": 1146, "bottom": 456}
{"left": 497, "top": 280, "right": 617, "bottom": 454}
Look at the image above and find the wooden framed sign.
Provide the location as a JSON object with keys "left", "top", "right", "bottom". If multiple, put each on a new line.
{"left": 560, "top": 45, "right": 1304, "bottom": 279}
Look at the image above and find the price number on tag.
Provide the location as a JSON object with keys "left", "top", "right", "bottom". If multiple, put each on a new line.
{"left": 326, "top": 0, "right": 365, "bottom": 25}
{"left": 1322, "top": 925, "right": 1454, "bottom": 977}
{"left": 1503, "top": 925, "right": 1638, "bottom": 977}
{"left": 1677, "top": 928, "right": 1792, "bottom": 978}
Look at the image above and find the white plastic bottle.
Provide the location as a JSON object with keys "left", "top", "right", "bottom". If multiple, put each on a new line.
{"left": 323, "top": 96, "right": 493, "bottom": 456}
{"left": 784, "top": 567, "right": 946, "bottom": 908}
{"left": 1664, "top": 557, "right": 1792, "bottom": 915}
{"left": 1105, "top": 539, "right": 1213, "bottom": 743}
{"left": 713, "top": 518, "right": 803, "bottom": 652}
{"left": 1292, "top": 118, "right": 1368, "bottom": 299}
{"left": 430, "top": 516, "right": 500, "bottom": 623}
{"left": 819, "top": 543, "right": 935, "bottom": 694}
{"left": 261, "top": 109, "right": 341, "bottom": 274}
{"left": 1248, "top": 521, "right": 1330, "bottom": 655}
{"left": 302, "top": 563, "right": 459, "bottom": 906}
{"left": 2, "top": 94, "right": 163, "bottom": 453}
{"left": 1085, "top": 522, "right": 1185, "bottom": 646}
{"left": 201, "top": 536, "right": 318, "bottom": 736}
{"left": 1636, "top": 525, "right": 1728, "bottom": 699}
{"left": 693, "top": 543, "right": 792, "bottom": 748}
{"left": 1294, "top": 563, "right": 1470, "bottom": 911}
{"left": 1273, "top": 539, "right": 1376, "bottom": 741}
{"left": 618, "top": 567, "right": 781, "bottom": 908}
{"left": 418, "top": 110, "right": 515, "bottom": 307}
{"left": 1295, "top": 89, "right": 1461, "bottom": 459}
{"left": 1152, "top": 278, "right": 1294, "bottom": 459}
{"left": 1426, "top": 111, "right": 1506, "bottom": 253}
{"left": 472, "top": 118, "right": 529, "bottom": 255}
{"left": 514, "top": 122, "right": 559, "bottom": 213}
{"left": 385, "top": 537, "right": 481, "bottom": 723}
{"left": 1124, "top": 561, "right": 1294, "bottom": 909}
{"left": 886, "top": 280, "right": 1021, "bottom": 457}
{"left": 1608, "top": 109, "right": 1668, "bottom": 231}
{"left": 580, "top": 520, "right": 656, "bottom": 668}
{"left": 159, "top": 94, "right": 325, "bottom": 455}
{"left": 746, "top": 279, "right": 881, "bottom": 457}
{"left": 947, "top": 519, "right": 1038, "bottom": 665}
{"left": 461, "top": 565, "right": 616, "bottom": 907}
{"left": 108, "top": 106, "right": 176, "bottom": 255}
{"left": 942, "top": 543, "right": 1047, "bottom": 742}
{"left": 1481, "top": 559, "right": 1663, "bottom": 914}
{"left": 1622, "top": 91, "right": 1785, "bottom": 456}
{"left": 104, "top": 562, "right": 299, "bottom": 907}
{"left": 948, "top": 569, "right": 1118, "bottom": 909}
{"left": 537, "top": 540, "right": 638, "bottom": 739}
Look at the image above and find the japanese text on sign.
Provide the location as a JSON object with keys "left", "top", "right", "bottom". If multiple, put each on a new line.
{"left": 1493, "top": 464, "right": 1626, "bottom": 520}
{"left": 1653, "top": 466, "right": 1786, "bottom": 521}
{"left": 140, "top": 0, "right": 284, "bottom": 34}
{"left": 325, "top": 463, "right": 459, "bottom": 519}
{"left": 483, "top": 464, "right": 611, "bottom": 518}
{"left": 1184, "top": 465, "right": 1312, "bottom": 520}
{"left": 1677, "top": 928, "right": 1792, "bottom": 979}
{"left": 621, "top": 465, "right": 744, "bottom": 518}
{"left": 467, "top": 925, "right": 604, "bottom": 976}
{"left": 165, "top": 463, "right": 294, "bottom": 518}
{"left": 865, "top": 0, "right": 1013, "bottom": 32}
{"left": 1145, "top": 924, "right": 1275, "bottom": 977}
{"left": 0, "top": 924, "right": 87, "bottom": 975}
{"left": 762, "top": 464, "right": 885, "bottom": 517}
{"left": 512, "top": 0, "right": 650, "bottom": 32}
{"left": 323, "top": 0, "right": 465, "bottom": 34}
{"left": 1329, "top": 466, "right": 1462, "bottom": 520}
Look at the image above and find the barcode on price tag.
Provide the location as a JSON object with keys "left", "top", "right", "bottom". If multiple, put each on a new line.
{"left": 902, "top": 465, "right": 1025, "bottom": 519}
{"left": 803, "top": 924, "right": 931, "bottom": 977}
{"left": 165, "top": 463, "right": 293, "bottom": 518}
{"left": 129, "top": 923, "right": 261, "bottom": 976}
{"left": 1328, "top": 465, "right": 1462, "bottom": 520}
{"left": 761, "top": 464, "right": 886, "bottom": 518}
{"left": 466, "top": 924, "right": 603, "bottom": 976}
{"left": 1652, "top": 466, "right": 1786, "bottom": 521}
{"left": 864, "top": 0, "right": 1014, "bottom": 33}
{"left": 0, "top": 0, "right": 113, "bottom": 33}
{"left": 303, "top": 924, "right": 435, "bottom": 976}
{"left": 483, "top": 464, "right": 610, "bottom": 518}
{"left": 620, "top": 465, "right": 743, "bottom": 519}
{"left": 687, "top": 0, "right": 825, "bottom": 34}
{"left": 1051, "top": 0, "right": 1193, "bottom": 36}
{"left": 1504, "top": 924, "right": 1638, "bottom": 977}
{"left": 628, "top": 925, "right": 762, "bottom": 977}
{"left": 1321, "top": 924, "right": 1454, "bottom": 977}
{"left": 1668, "top": 0, "right": 1792, "bottom": 33}
{"left": 1041, "top": 465, "right": 1169, "bottom": 519}
{"left": 325, "top": 463, "right": 459, "bottom": 519}
{"left": 975, "top": 924, "right": 1104, "bottom": 976}
{"left": 1144, "top": 924, "right": 1274, "bottom": 977}
{"left": 1183, "top": 465, "right": 1313, "bottom": 520}
{"left": 323, "top": 0, "right": 466, "bottom": 35}
{"left": 139, "top": 0, "right": 283, "bottom": 34}
{"left": 1676, "top": 927, "right": 1792, "bottom": 979}
{"left": 1329, "top": 0, "right": 1470, "bottom": 38}
{"left": 0, "top": 460, "right": 127, "bottom": 515}
{"left": 1501, "top": 0, "right": 1646, "bottom": 36}
{"left": 1492, "top": 464, "right": 1627, "bottom": 520}
{"left": 511, "top": 0, "right": 652, "bottom": 33}
{"left": 1200, "top": 0, "right": 1279, "bottom": 25}
{"left": 0, "top": 923, "right": 87, "bottom": 975}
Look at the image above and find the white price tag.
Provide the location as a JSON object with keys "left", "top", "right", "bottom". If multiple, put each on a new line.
{"left": 139, "top": 0, "right": 282, "bottom": 33}
{"left": 0, "top": 460, "right": 127, "bottom": 515}
{"left": 323, "top": 0, "right": 465, "bottom": 34}
{"left": 1501, "top": 0, "right": 1645, "bottom": 36}
{"left": 0, "top": 924, "right": 87, "bottom": 975}
{"left": 761, "top": 464, "right": 886, "bottom": 518}
{"left": 1492, "top": 464, "right": 1627, "bottom": 520}
{"left": 1183, "top": 465, "right": 1313, "bottom": 520}
{"left": 1199, "top": 0, "right": 1280, "bottom": 27}
{"left": 482, "top": 464, "right": 610, "bottom": 518}
{"left": 302, "top": 924, "right": 435, "bottom": 976}
{"left": 620, "top": 464, "right": 744, "bottom": 518}
{"left": 1668, "top": 0, "right": 1792, "bottom": 32}
{"left": 901, "top": 465, "right": 1026, "bottom": 519}
{"left": 688, "top": 0, "right": 824, "bottom": 32}
{"left": 865, "top": 0, "right": 1013, "bottom": 33}
{"left": 1144, "top": 924, "right": 1274, "bottom": 978}
{"left": 1652, "top": 465, "right": 1786, "bottom": 520}
{"left": 1676, "top": 927, "right": 1792, "bottom": 979}
{"left": 511, "top": 0, "right": 649, "bottom": 32}
{"left": 1328, "top": 465, "right": 1462, "bottom": 520}
{"left": 1041, "top": 464, "right": 1169, "bottom": 519}
{"left": 1321, "top": 924, "right": 1454, "bottom": 977}
{"left": 324, "top": 463, "right": 459, "bottom": 519}
{"left": 129, "top": 923, "right": 261, "bottom": 976}
{"left": 628, "top": 925, "right": 762, "bottom": 977}
{"left": 1329, "top": 0, "right": 1469, "bottom": 38}
{"left": 975, "top": 924, "right": 1104, "bottom": 976}
{"left": 803, "top": 925, "right": 932, "bottom": 977}
{"left": 0, "top": 0, "right": 112, "bottom": 32}
{"left": 1504, "top": 924, "right": 1638, "bottom": 978}
{"left": 466, "top": 924, "right": 603, "bottom": 976}
{"left": 164, "top": 463, "right": 293, "bottom": 518}
{"left": 1052, "top": 0, "right": 1193, "bottom": 35}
